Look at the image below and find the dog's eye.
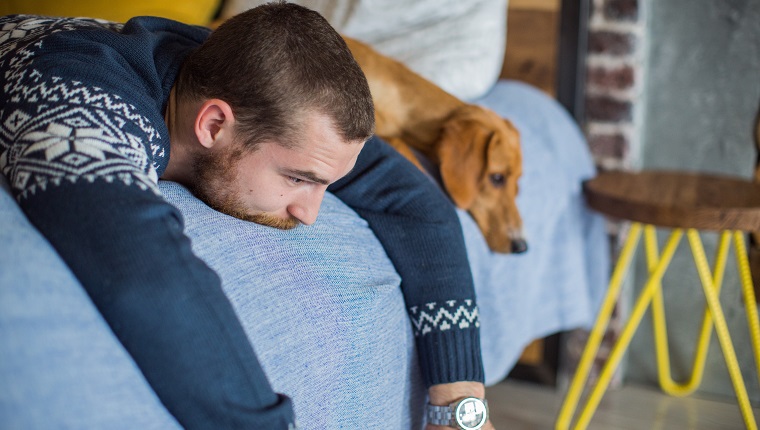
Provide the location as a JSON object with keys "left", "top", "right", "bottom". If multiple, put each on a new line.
{"left": 489, "top": 173, "right": 506, "bottom": 187}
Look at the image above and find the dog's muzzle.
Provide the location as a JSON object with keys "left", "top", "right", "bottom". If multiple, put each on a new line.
{"left": 511, "top": 238, "right": 528, "bottom": 254}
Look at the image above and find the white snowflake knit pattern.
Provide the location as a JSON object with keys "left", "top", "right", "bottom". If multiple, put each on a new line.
{"left": 0, "top": 16, "right": 163, "bottom": 200}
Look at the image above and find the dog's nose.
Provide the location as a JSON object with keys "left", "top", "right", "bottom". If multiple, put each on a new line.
{"left": 511, "top": 238, "right": 528, "bottom": 254}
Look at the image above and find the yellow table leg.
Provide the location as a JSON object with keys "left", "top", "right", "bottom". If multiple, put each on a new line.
{"left": 556, "top": 226, "right": 760, "bottom": 430}
{"left": 572, "top": 229, "right": 683, "bottom": 430}
{"left": 688, "top": 230, "right": 758, "bottom": 430}
{"left": 555, "top": 223, "right": 643, "bottom": 430}
{"left": 734, "top": 231, "right": 760, "bottom": 387}
{"left": 650, "top": 230, "right": 731, "bottom": 397}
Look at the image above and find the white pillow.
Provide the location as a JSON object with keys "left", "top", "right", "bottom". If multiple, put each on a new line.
{"left": 221, "top": 0, "right": 508, "bottom": 100}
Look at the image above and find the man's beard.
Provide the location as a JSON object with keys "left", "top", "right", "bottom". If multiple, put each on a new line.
{"left": 222, "top": 209, "right": 301, "bottom": 230}
{"left": 187, "top": 147, "right": 300, "bottom": 230}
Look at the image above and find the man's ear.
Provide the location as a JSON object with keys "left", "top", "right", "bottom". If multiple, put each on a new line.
{"left": 194, "top": 99, "right": 235, "bottom": 149}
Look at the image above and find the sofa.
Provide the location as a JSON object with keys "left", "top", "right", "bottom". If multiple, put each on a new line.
{"left": 0, "top": 1, "right": 610, "bottom": 428}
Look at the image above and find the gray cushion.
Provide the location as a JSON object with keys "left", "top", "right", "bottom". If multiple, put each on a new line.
{"left": 159, "top": 181, "right": 426, "bottom": 430}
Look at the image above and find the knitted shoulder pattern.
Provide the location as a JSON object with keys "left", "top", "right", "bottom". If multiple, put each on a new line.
{"left": 0, "top": 16, "right": 163, "bottom": 201}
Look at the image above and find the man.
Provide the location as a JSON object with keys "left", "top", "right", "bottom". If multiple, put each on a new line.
{"left": 0, "top": 3, "right": 492, "bottom": 429}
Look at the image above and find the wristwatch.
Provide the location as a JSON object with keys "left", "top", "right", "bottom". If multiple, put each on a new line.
{"left": 426, "top": 396, "right": 489, "bottom": 429}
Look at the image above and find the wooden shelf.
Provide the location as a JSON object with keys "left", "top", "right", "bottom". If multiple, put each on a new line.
{"left": 500, "top": 1, "right": 560, "bottom": 96}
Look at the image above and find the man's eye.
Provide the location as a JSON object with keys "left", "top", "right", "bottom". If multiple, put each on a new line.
{"left": 288, "top": 176, "right": 304, "bottom": 184}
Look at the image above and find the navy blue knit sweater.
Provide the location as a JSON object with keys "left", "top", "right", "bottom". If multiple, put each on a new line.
{"left": 0, "top": 15, "right": 483, "bottom": 428}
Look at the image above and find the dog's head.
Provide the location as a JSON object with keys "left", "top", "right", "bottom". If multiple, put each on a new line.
{"left": 437, "top": 105, "right": 526, "bottom": 254}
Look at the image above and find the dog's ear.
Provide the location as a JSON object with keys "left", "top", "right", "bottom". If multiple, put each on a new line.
{"left": 503, "top": 118, "right": 519, "bottom": 136}
{"left": 438, "top": 117, "right": 488, "bottom": 209}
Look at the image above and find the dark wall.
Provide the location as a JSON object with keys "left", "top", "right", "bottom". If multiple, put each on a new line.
{"left": 627, "top": 0, "right": 760, "bottom": 404}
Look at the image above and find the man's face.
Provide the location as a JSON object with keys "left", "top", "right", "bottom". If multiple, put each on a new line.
{"left": 191, "top": 113, "right": 364, "bottom": 229}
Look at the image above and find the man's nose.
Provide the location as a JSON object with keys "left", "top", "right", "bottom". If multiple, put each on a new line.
{"left": 287, "top": 188, "right": 326, "bottom": 226}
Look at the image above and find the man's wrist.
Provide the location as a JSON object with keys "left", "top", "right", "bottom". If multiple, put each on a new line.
{"left": 426, "top": 383, "right": 490, "bottom": 430}
{"left": 428, "top": 381, "right": 486, "bottom": 406}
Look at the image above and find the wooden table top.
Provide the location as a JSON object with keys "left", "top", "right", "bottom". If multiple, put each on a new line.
{"left": 583, "top": 170, "right": 760, "bottom": 231}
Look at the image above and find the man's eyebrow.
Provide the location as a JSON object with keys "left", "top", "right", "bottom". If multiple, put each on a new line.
{"left": 285, "top": 169, "right": 330, "bottom": 185}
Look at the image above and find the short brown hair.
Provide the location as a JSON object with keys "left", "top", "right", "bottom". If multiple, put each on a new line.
{"left": 176, "top": 1, "right": 375, "bottom": 149}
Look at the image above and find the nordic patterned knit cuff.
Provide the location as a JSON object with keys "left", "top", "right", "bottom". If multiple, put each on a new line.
{"left": 409, "top": 299, "right": 485, "bottom": 388}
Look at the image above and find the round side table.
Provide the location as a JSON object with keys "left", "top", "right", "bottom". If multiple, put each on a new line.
{"left": 556, "top": 170, "right": 760, "bottom": 430}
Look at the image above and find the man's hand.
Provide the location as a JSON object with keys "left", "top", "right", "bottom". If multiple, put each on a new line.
{"left": 426, "top": 381, "right": 495, "bottom": 430}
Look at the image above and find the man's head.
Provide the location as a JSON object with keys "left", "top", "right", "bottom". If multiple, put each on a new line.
{"left": 166, "top": 1, "right": 374, "bottom": 229}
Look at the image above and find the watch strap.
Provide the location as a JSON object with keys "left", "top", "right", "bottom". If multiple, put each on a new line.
{"left": 426, "top": 403, "right": 454, "bottom": 426}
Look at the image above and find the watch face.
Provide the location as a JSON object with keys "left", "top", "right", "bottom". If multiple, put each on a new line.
{"left": 454, "top": 398, "right": 487, "bottom": 429}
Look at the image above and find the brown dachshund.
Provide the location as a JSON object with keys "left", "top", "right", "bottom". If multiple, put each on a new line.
{"left": 344, "top": 36, "right": 527, "bottom": 254}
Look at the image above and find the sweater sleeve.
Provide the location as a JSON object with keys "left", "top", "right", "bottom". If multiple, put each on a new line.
{"left": 328, "top": 136, "right": 485, "bottom": 387}
{"left": 0, "top": 16, "right": 296, "bottom": 429}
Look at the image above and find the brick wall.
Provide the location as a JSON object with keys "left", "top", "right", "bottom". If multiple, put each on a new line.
{"left": 584, "top": 0, "right": 646, "bottom": 170}
{"left": 558, "top": 0, "right": 649, "bottom": 391}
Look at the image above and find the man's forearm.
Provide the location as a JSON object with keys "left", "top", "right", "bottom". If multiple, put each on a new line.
{"left": 329, "top": 137, "right": 485, "bottom": 388}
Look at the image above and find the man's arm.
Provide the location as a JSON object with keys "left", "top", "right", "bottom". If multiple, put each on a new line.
{"left": 14, "top": 172, "right": 296, "bottom": 429}
{"left": 0, "top": 14, "right": 297, "bottom": 429}
{"left": 328, "top": 136, "right": 486, "bottom": 391}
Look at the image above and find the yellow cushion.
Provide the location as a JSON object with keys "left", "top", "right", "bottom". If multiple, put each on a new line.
{"left": 1, "top": 0, "right": 220, "bottom": 26}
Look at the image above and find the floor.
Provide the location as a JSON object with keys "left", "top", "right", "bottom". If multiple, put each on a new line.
{"left": 486, "top": 379, "right": 760, "bottom": 430}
